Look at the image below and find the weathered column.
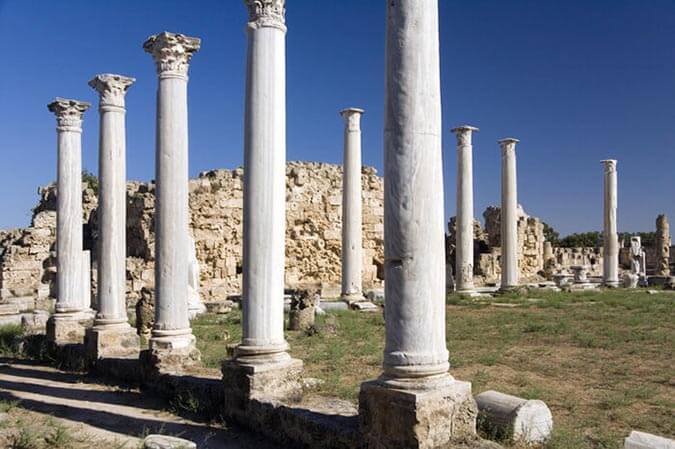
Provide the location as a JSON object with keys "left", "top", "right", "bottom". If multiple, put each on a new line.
{"left": 46, "top": 98, "right": 92, "bottom": 345}
{"left": 452, "top": 125, "right": 479, "bottom": 296}
{"left": 499, "top": 138, "right": 520, "bottom": 291}
{"left": 655, "top": 214, "right": 670, "bottom": 277}
{"left": 85, "top": 74, "right": 140, "bottom": 359}
{"left": 602, "top": 160, "right": 619, "bottom": 287}
{"left": 359, "top": 1, "right": 477, "bottom": 447}
{"left": 222, "top": 0, "right": 303, "bottom": 406}
{"left": 340, "top": 108, "right": 365, "bottom": 303}
{"left": 143, "top": 32, "right": 201, "bottom": 366}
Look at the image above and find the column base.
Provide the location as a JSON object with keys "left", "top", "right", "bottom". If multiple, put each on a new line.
{"left": 359, "top": 375, "right": 477, "bottom": 449}
{"left": 222, "top": 356, "right": 304, "bottom": 411}
{"left": 456, "top": 288, "right": 480, "bottom": 298}
{"left": 46, "top": 312, "right": 93, "bottom": 346}
{"left": 603, "top": 280, "right": 620, "bottom": 288}
{"left": 341, "top": 292, "right": 365, "bottom": 304}
{"left": 498, "top": 285, "right": 523, "bottom": 294}
{"left": 145, "top": 330, "right": 201, "bottom": 373}
{"left": 85, "top": 322, "right": 140, "bottom": 360}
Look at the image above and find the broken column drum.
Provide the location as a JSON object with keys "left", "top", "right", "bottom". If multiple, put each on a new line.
{"left": 602, "top": 160, "right": 619, "bottom": 287}
{"left": 144, "top": 32, "right": 201, "bottom": 356}
{"left": 655, "top": 214, "right": 671, "bottom": 277}
{"left": 452, "top": 125, "right": 479, "bottom": 295}
{"left": 499, "top": 138, "right": 520, "bottom": 290}
{"left": 340, "top": 108, "right": 365, "bottom": 302}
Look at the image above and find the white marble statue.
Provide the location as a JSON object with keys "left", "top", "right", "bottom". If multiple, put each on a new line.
{"left": 629, "top": 236, "right": 646, "bottom": 276}
{"left": 188, "top": 235, "right": 206, "bottom": 319}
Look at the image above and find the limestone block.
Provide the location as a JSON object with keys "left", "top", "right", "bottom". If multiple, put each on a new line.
{"left": 624, "top": 431, "right": 675, "bottom": 449}
{"left": 21, "top": 310, "right": 49, "bottom": 335}
{"left": 47, "top": 313, "right": 93, "bottom": 346}
{"left": 475, "top": 390, "right": 552, "bottom": 444}
{"left": 222, "top": 358, "right": 303, "bottom": 408}
{"left": 143, "top": 435, "right": 197, "bottom": 449}
{"left": 85, "top": 324, "right": 140, "bottom": 359}
{"left": 359, "top": 379, "right": 477, "bottom": 449}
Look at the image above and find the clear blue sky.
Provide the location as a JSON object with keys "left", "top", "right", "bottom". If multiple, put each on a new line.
{"left": 1, "top": 0, "right": 673, "bottom": 236}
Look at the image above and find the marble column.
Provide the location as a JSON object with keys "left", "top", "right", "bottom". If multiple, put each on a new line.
{"left": 452, "top": 125, "right": 479, "bottom": 295}
{"left": 85, "top": 74, "right": 139, "bottom": 359}
{"left": 340, "top": 108, "right": 365, "bottom": 303}
{"left": 359, "top": 1, "right": 477, "bottom": 447}
{"left": 143, "top": 32, "right": 201, "bottom": 362}
{"left": 499, "top": 138, "right": 520, "bottom": 291}
{"left": 655, "top": 214, "right": 671, "bottom": 277}
{"left": 46, "top": 98, "right": 92, "bottom": 345}
{"left": 602, "top": 159, "right": 619, "bottom": 287}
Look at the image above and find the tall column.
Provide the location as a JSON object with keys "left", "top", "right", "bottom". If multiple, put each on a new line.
{"left": 340, "top": 108, "right": 365, "bottom": 303}
{"left": 46, "top": 98, "right": 92, "bottom": 345}
{"left": 499, "top": 138, "right": 520, "bottom": 291}
{"left": 359, "top": 1, "right": 477, "bottom": 447}
{"left": 85, "top": 74, "right": 140, "bottom": 359}
{"left": 452, "top": 125, "right": 479, "bottom": 295}
{"left": 602, "top": 159, "right": 619, "bottom": 287}
{"left": 222, "top": 0, "right": 302, "bottom": 406}
{"left": 655, "top": 214, "right": 671, "bottom": 277}
{"left": 143, "top": 32, "right": 201, "bottom": 364}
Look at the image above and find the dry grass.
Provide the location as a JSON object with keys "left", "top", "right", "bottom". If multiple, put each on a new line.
{"left": 193, "top": 289, "right": 674, "bottom": 449}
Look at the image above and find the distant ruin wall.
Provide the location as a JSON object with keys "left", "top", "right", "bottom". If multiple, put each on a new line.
{"left": 0, "top": 162, "right": 385, "bottom": 309}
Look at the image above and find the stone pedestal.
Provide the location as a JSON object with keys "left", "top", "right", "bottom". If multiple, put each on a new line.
{"left": 222, "top": 357, "right": 303, "bottom": 411}
{"left": 143, "top": 332, "right": 201, "bottom": 374}
{"left": 85, "top": 324, "right": 140, "bottom": 359}
{"left": 144, "top": 32, "right": 202, "bottom": 367}
{"left": 360, "top": 378, "right": 477, "bottom": 449}
{"left": 47, "top": 312, "right": 93, "bottom": 346}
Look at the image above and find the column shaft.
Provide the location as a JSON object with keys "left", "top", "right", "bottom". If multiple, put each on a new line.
{"left": 90, "top": 74, "right": 135, "bottom": 325}
{"left": 500, "top": 139, "right": 519, "bottom": 290}
{"left": 602, "top": 160, "right": 619, "bottom": 286}
{"left": 340, "top": 108, "right": 364, "bottom": 301}
{"left": 453, "top": 126, "right": 478, "bottom": 294}
{"left": 239, "top": 10, "right": 289, "bottom": 362}
{"left": 49, "top": 99, "right": 90, "bottom": 314}
{"left": 143, "top": 32, "right": 201, "bottom": 348}
{"left": 382, "top": 0, "right": 449, "bottom": 381}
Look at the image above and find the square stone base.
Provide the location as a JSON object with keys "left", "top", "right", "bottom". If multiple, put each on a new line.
{"left": 85, "top": 324, "right": 140, "bottom": 360}
{"left": 46, "top": 313, "right": 93, "bottom": 346}
{"left": 359, "top": 378, "right": 477, "bottom": 449}
{"left": 222, "top": 357, "right": 303, "bottom": 412}
{"left": 142, "top": 333, "right": 201, "bottom": 375}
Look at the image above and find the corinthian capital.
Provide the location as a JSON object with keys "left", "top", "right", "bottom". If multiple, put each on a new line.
{"left": 88, "top": 74, "right": 135, "bottom": 108}
{"left": 245, "top": 0, "right": 286, "bottom": 31}
{"left": 143, "top": 32, "right": 201, "bottom": 77}
{"left": 498, "top": 137, "right": 519, "bottom": 155}
{"left": 340, "top": 108, "right": 364, "bottom": 132}
{"left": 451, "top": 125, "right": 479, "bottom": 147}
{"left": 601, "top": 159, "right": 617, "bottom": 173}
{"left": 47, "top": 98, "right": 90, "bottom": 131}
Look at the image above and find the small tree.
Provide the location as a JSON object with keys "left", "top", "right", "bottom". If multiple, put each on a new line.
{"left": 542, "top": 222, "right": 559, "bottom": 245}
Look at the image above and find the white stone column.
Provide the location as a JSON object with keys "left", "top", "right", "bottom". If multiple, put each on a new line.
{"left": 340, "top": 108, "right": 364, "bottom": 303}
{"left": 359, "top": 1, "right": 477, "bottom": 447}
{"left": 47, "top": 98, "right": 91, "bottom": 345}
{"left": 452, "top": 125, "right": 478, "bottom": 295}
{"left": 85, "top": 74, "right": 139, "bottom": 358}
{"left": 499, "top": 138, "right": 520, "bottom": 291}
{"left": 602, "top": 159, "right": 619, "bottom": 287}
{"left": 236, "top": 0, "right": 290, "bottom": 365}
{"left": 222, "top": 0, "right": 302, "bottom": 406}
{"left": 144, "top": 32, "right": 201, "bottom": 359}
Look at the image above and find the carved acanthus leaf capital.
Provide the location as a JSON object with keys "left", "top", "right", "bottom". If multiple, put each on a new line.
{"left": 451, "top": 125, "right": 479, "bottom": 147}
{"left": 340, "top": 108, "right": 364, "bottom": 131}
{"left": 143, "top": 32, "right": 201, "bottom": 77}
{"left": 245, "top": 0, "right": 286, "bottom": 30}
{"left": 601, "top": 159, "right": 617, "bottom": 173}
{"left": 88, "top": 74, "right": 135, "bottom": 108}
{"left": 498, "top": 137, "right": 519, "bottom": 155}
{"left": 47, "top": 98, "right": 90, "bottom": 130}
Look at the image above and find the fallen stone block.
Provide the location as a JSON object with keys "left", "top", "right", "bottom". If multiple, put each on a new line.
{"left": 351, "top": 301, "right": 379, "bottom": 312}
{"left": 144, "top": 434, "right": 197, "bottom": 449}
{"left": 624, "top": 431, "right": 675, "bottom": 449}
{"left": 475, "top": 390, "right": 553, "bottom": 444}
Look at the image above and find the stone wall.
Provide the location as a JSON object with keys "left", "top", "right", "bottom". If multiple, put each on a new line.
{"left": 0, "top": 162, "right": 385, "bottom": 309}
